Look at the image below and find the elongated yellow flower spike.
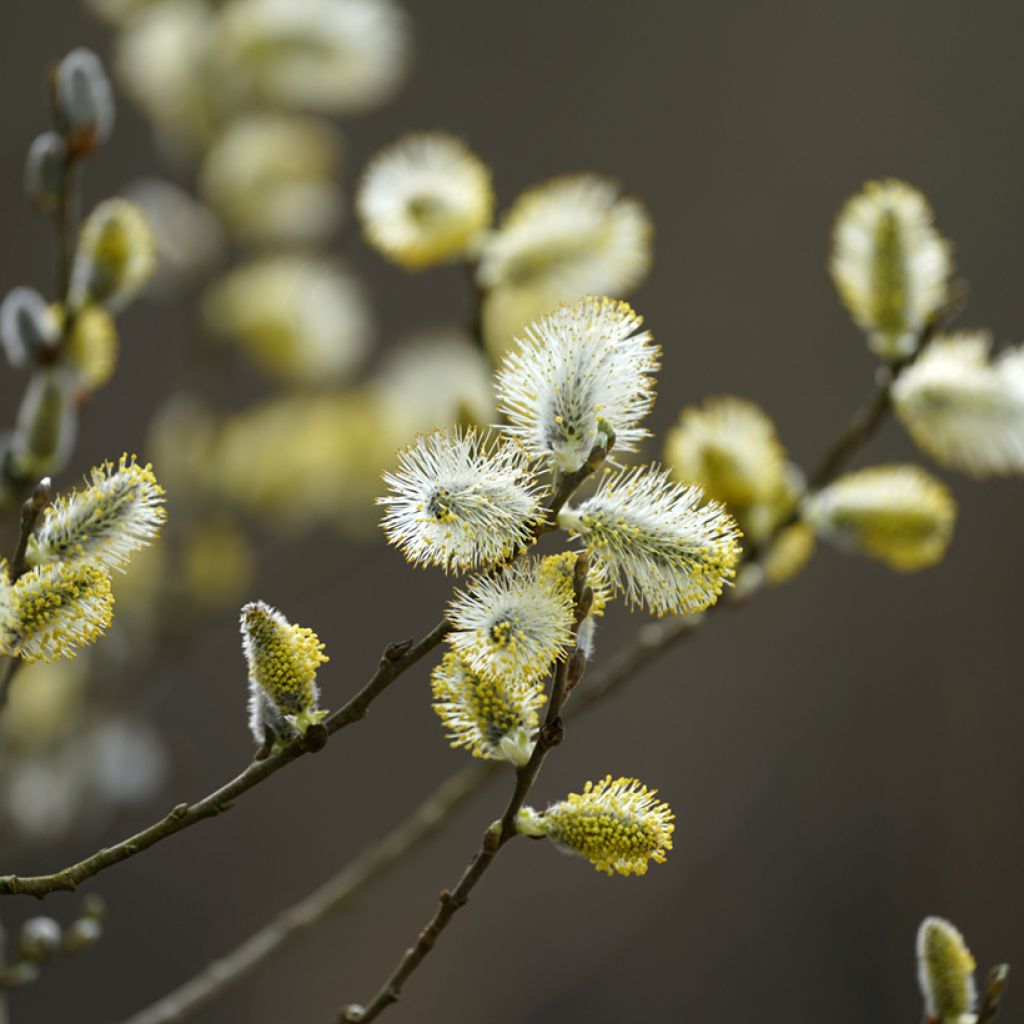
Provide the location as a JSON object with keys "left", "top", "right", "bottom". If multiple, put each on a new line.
{"left": 0, "top": 561, "right": 114, "bottom": 663}
{"left": 240, "top": 601, "right": 329, "bottom": 743}
{"left": 517, "top": 776, "right": 675, "bottom": 877}
{"left": 559, "top": 464, "right": 742, "bottom": 617}
{"left": 29, "top": 454, "right": 166, "bottom": 573}
{"left": 916, "top": 917, "right": 977, "bottom": 1022}
{"left": 203, "top": 255, "right": 372, "bottom": 385}
{"left": 430, "top": 652, "right": 546, "bottom": 766}
{"left": 802, "top": 465, "right": 956, "bottom": 572}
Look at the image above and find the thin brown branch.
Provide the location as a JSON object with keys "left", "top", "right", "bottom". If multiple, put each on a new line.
{"left": 806, "top": 365, "right": 897, "bottom": 492}
{"left": 10, "top": 477, "right": 51, "bottom": 580}
{"left": 114, "top": 609, "right": 705, "bottom": 1024}
{"left": 116, "top": 762, "right": 491, "bottom": 1024}
{"left": 0, "top": 478, "right": 53, "bottom": 712}
{"left": 55, "top": 156, "right": 77, "bottom": 312}
{"left": 339, "top": 572, "right": 590, "bottom": 1023}
{"left": 0, "top": 619, "right": 450, "bottom": 898}
{"left": 331, "top": 313, "right": 952, "bottom": 1020}
{"left": 22, "top": 289, "right": 948, "bottom": 1011}
{"left": 0, "top": 661, "right": 20, "bottom": 715}
{"left": 0, "top": 423, "right": 605, "bottom": 896}
{"left": 808, "top": 285, "right": 968, "bottom": 492}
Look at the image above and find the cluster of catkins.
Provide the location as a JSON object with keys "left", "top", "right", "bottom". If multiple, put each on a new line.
{"left": 1, "top": 48, "right": 155, "bottom": 504}
{"left": 356, "top": 131, "right": 1024, "bottom": 578}
{"left": 236, "top": 154, "right": 1024, "bottom": 882}
{"left": 0, "top": 455, "right": 166, "bottom": 664}
{"left": 242, "top": 291, "right": 753, "bottom": 878}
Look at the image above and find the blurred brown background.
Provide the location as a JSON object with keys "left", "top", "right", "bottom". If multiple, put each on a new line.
{"left": 2, "top": 1, "right": 1024, "bottom": 1022}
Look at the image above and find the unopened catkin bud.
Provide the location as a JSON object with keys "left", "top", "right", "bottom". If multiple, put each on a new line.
{"left": 1, "top": 288, "right": 61, "bottom": 368}
{"left": 917, "top": 916, "right": 977, "bottom": 1022}
{"left": 831, "top": 180, "right": 952, "bottom": 361}
{"left": 62, "top": 304, "right": 119, "bottom": 391}
{"left": 55, "top": 48, "right": 115, "bottom": 155}
{"left": 18, "top": 917, "right": 63, "bottom": 961}
{"left": 24, "top": 132, "right": 68, "bottom": 212}
{"left": 62, "top": 916, "right": 103, "bottom": 953}
{"left": 69, "top": 199, "right": 156, "bottom": 311}
{"left": 802, "top": 465, "right": 955, "bottom": 572}
{"left": 10, "top": 369, "right": 77, "bottom": 480}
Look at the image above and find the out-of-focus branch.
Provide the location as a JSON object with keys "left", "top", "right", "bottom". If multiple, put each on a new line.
{"left": 0, "top": 619, "right": 450, "bottom": 898}
{"left": 0, "top": 915, "right": 8, "bottom": 1024}
{"left": 116, "top": 762, "right": 491, "bottom": 1024}
{"left": 747, "top": 290, "right": 967, "bottom": 563}
{"left": 807, "top": 284, "right": 968, "bottom": 493}
{"left": 114, "top": 324, "right": 923, "bottom": 1020}
{"left": 112, "top": 610, "right": 705, "bottom": 1024}
{"left": 54, "top": 155, "right": 78, "bottom": 310}
{"left": 0, "top": 428, "right": 607, "bottom": 897}
{"left": 337, "top": 570, "right": 591, "bottom": 1023}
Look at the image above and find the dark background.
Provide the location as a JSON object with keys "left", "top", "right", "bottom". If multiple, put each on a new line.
{"left": 2, "top": 2, "right": 1023, "bottom": 1022}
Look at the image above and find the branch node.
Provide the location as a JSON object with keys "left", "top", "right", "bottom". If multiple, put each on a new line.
{"left": 566, "top": 651, "right": 587, "bottom": 692}
{"left": 302, "top": 723, "right": 329, "bottom": 753}
{"left": 539, "top": 717, "right": 565, "bottom": 750}
{"left": 382, "top": 638, "right": 414, "bottom": 663}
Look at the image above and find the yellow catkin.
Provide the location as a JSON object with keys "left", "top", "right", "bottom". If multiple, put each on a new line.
{"left": 917, "top": 917, "right": 977, "bottom": 1020}
{"left": 430, "top": 651, "right": 545, "bottom": 762}
{"left": 539, "top": 551, "right": 611, "bottom": 616}
{"left": 240, "top": 601, "right": 329, "bottom": 731}
{"left": 524, "top": 775, "right": 675, "bottom": 877}
{"left": 1, "top": 562, "right": 114, "bottom": 663}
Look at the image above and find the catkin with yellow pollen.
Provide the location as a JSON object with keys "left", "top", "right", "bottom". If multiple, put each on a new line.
{"left": 559, "top": 464, "right": 742, "bottom": 617}
{"left": 430, "top": 651, "right": 545, "bottom": 766}
{"left": 517, "top": 775, "right": 675, "bottom": 877}
{"left": 0, "top": 561, "right": 114, "bottom": 663}
{"left": 447, "top": 558, "right": 574, "bottom": 688}
{"left": 240, "top": 600, "right": 329, "bottom": 743}
{"left": 29, "top": 454, "right": 166, "bottom": 573}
